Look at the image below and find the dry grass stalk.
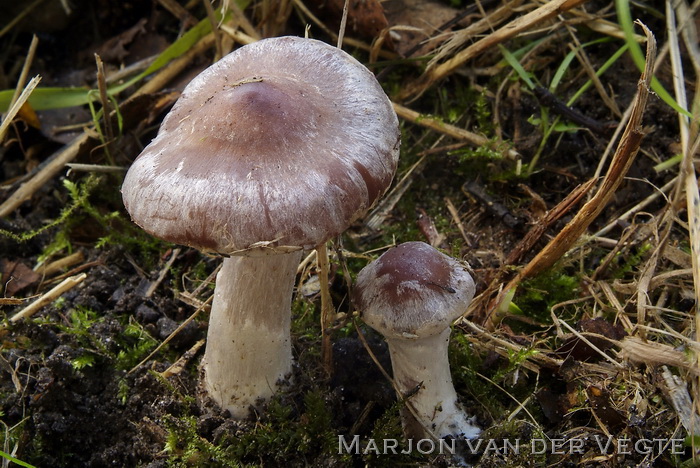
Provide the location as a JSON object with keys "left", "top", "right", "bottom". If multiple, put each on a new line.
{"left": 129, "top": 295, "right": 214, "bottom": 374}
{"left": 365, "top": 154, "right": 425, "bottom": 230}
{"left": 392, "top": 101, "right": 519, "bottom": 159}
{"left": 290, "top": 0, "right": 395, "bottom": 59}
{"left": 427, "top": 0, "right": 525, "bottom": 69}
{"left": 7, "top": 273, "right": 87, "bottom": 324}
{"left": 505, "top": 178, "right": 595, "bottom": 266}
{"left": 145, "top": 248, "right": 181, "bottom": 298}
{"left": 160, "top": 339, "right": 206, "bottom": 378}
{"left": 491, "top": 23, "right": 656, "bottom": 322}
{"left": 635, "top": 222, "right": 666, "bottom": 339}
{"left": 7, "top": 35, "right": 39, "bottom": 113}
{"left": 34, "top": 251, "right": 85, "bottom": 277}
{"left": 0, "top": 30, "right": 217, "bottom": 218}
{"left": 398, "top": 0, "right": 589, "bottom": 100}
{"left": 0, "top": 132, "right": 92, "bottom": 218}
{"left": 0, "top": 76, "right": 41, "bottom": 144}
{"left": 94, "top": 54, "right": 115, "bottom": 151}
{"left": 620, "top": 337, "right": 699, "bottom": 377}
{"left": 666, "top": 0, "right": 700, "bottom": 431}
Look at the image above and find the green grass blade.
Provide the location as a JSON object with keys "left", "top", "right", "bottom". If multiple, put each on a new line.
{"left": 615, "top": 0, "right": 692, "bottom": 118}
{"left": 550, "top": 37, "right": 612, "bottom": 93}
{"left": 0, "top": 15, "right": 215, "bottom": 112}
{"left": 0, "top": 450, "right": 37, "bottom": 468}
{"left": 567, "top": 42, "right": 628, "bottom": 106}
{"left": 499, "top": 44, "right": 536, "bottom": 90}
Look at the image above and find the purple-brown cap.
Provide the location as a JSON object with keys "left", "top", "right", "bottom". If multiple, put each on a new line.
{"left": 122, "top": 36, "right": 400, "bottom": 255}
{"left": 354, "top": 242, "right": 475, "bottom": 338}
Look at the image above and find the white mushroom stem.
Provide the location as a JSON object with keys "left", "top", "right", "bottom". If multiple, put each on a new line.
{"left": 202, "top": 250, "right": 302, "bottom": 418}
{"left": 386, "top": 329, "right": 480, "bottom": 441}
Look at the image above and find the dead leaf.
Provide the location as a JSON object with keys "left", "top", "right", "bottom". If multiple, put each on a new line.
{"left": 1, "top": 259, "right": 41, "bottom": 297}
{"left": 556, "top": 317, "right": 626, "bottom": 362}
{"left": 94, "top": 18, "right": 148, "bottom": 63}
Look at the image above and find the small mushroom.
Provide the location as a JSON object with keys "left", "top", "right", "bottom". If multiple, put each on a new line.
{"left": 354, "top": 241, "right": 480, "bottom": 440}
{"left": 122, "top": 36, "right": 400, "bottom": 418}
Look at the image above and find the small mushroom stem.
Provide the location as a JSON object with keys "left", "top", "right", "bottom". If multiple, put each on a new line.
{"left": 386, "top": 329, "right": 480, "bottom": 441}
{"left": 202, "top": 251, "right": 302, "bottom": 418}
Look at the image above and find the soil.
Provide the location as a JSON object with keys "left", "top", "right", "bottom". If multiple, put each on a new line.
{"left": 0, "top": 1, "right": 694, "bottom": 467}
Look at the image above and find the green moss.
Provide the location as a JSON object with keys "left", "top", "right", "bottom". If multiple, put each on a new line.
{"left": 216, "top": 389, "right": 337, "bottom": 465}
{"left": 514, "top": 268, "right": 581, "bottom": 324}
{"left": 608, "top": 242, "right": 652, "bottom": 279}
{"left": 450, "top": 332, "right": 504, "bottom": 417}
{"left": 164, "top": 415, "right": 240, "bottom": 467}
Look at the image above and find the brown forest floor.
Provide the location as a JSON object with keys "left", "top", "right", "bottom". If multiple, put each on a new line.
{"left": 1, "top": 0, "right": 700, "bottom": 467}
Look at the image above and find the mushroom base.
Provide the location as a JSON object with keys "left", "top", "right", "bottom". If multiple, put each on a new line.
{"left": 202, "top": 251, "right": 301, "bottom": 418}
{"left": 387, "top": 329, "right": 480, "bottom": 441}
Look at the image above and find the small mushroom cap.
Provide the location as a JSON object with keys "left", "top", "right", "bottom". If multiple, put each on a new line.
{"left": 354, "top": 242, "right": 475, "bottom": 339}
{"left": 122, "top": 36, "right": 400, "bottom": 255}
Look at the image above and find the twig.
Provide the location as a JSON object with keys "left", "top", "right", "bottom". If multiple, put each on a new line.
{"left": 0, "top": 75, "right": 41, "bottom": 143}
{"left": 0, "top": 132, "right": 92, "bottom": 217}
{"left": 65, "top": 163, "right": 127, "bottom": 174}
{"left": 500, "top": 23, "right": 655, "bottom": 291}
{"left": 592, "top": 176, "right": 676, "bottom": 238}
{"left": 352, "top": 319, "right": 441, "bottom": 442}
{"left": 392, "top": 102, "right": 519, "bottom": 159}
{"left": 132, "top": 32, "right": 216, "bottom": 98}
{"left": 532, "top": 86, "right": 615, "bottom": 136}
{"left": 8, "top": 35, "right": 39, "bottom": 112}
{"left": 6, "top": 273, "right": 87, "bottom": 324}
{"left": 34, "top": 251, "right": 85, "bottom": 277}
{"left": 202, "top": 0, "right": 223, "bottom": 60}
{"left": 337, "top": 0, "right": 349, "bottom": 49}
{"left": 129, "top": 294, "right": 213, "bottom": 374}
{"left": 290, "top": 0, "right": 395, "bottom": 59}
{"left": 145, "top": 248, "right": 181, "bottom": 298}
{"left": 160, "top": 339, "right": 205, "bottom": 378}
{"left": 94, "top": 54, "right": 115, "bottom": 156}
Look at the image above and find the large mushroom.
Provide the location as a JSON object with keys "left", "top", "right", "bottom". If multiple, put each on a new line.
{"left": 354, "top": 241, "right": 480, "bottom": 440}
{"left": 122, "top": 36, "right": 400, "bottom": 418}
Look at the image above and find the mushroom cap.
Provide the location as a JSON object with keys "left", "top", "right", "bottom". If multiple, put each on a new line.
{"left": 354, "top": 242, "right": 475, "bottom": 339}
{"left": 121, "top": 36, "right": 400, "bottom": 255}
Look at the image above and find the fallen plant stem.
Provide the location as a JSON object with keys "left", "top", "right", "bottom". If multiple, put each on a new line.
{"left": 6, "top": 273, "right": 87, "bottom": 324}
{"left": 392, "top": 102, "right": 519, "bottom": 159}
{"left": 34, "top": 251, "right": 85, "bottom": 277}
{"left": 0, "top": 75, "right": 41, "bottom": 143}
{"left": 492, "top": 22, "right": 656, "bottom": 323}
{"left": 399, "top": 0, "right": 589, "bottom": 100}
{"left": 0, "top": 132, "right": 92, "bottom": 217}
{"left": 129, "top": 295, "right": 213, "bottom": 374}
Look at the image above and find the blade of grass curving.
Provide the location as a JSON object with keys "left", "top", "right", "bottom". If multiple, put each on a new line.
{"left": 567, "top": 42, "right": 628, "bottom": 106}
{"left": 0, "top": 13, "right": 216, "bottom": 112}
{"left": 0, "top": 450, "right": 37, "bottom": 468}
{"left": 498, "top": 44, "right": 536, "bottom": 90}
{"left": 615, "top": 0, "right": 692, "bottom": 118}
{"left": 0, "top": 75, "right": 40, "bottom": 141}
{"left": 493, "top": 21, "right": 657, "bottom": 323}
